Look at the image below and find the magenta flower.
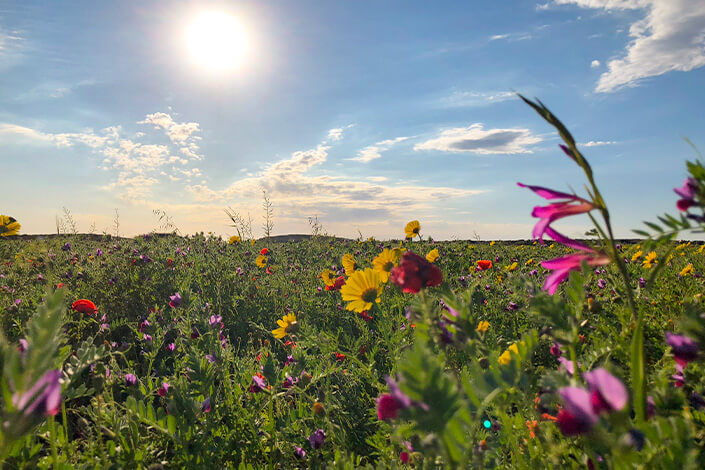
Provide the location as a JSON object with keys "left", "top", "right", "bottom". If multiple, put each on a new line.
{"left": 125, "top": 373, "right": 137, "bottom": 386}
{"left": 308, "top": 429, "right": 326, "bottom": 449}
{"left": 540, "top": 228, "right": 610, "bottom": 295}
{"left": 557, "top": 387, "right": 598, "bottom": 436}
{"left": 158, "top": 382, "right": 170, "bottom": 397}
{"left": 209, "top": 315, "right": 223, "bottom": 329}
{"left": 201, "top": 397, "right": 211, "bottom": 413}
{"left": 166, "top": 343, "right": 175, "bottom": 352}
{"left": 294, "top": 446, "right": 307, "bottom": 459}
{"left": 169, "top": 292, "right": 182, "bottom": 309}
{"left": 517, "top": 183, "right": 597, "bottom": 243}
{"left": 12, "top": 370, "right": 62, "bottom": 417}
{"left": 672, "top": 364, "right": 686, "bottom": 388}
{"left": 584, "top": 368, "right": 628, "bottom": 413}
{"left": 674, "top": 177, "right": 698, "bottom": 211}
{"left": 666, "top": 332, "right": 699, "bottom": 368}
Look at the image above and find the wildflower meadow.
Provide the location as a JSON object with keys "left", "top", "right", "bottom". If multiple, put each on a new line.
{"left": 2, "top": 98, "right": 705, "bottom": 468}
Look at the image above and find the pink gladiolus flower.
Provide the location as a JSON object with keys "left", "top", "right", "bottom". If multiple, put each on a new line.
{"left": 674, "top": 177, "right": 698, "bottom": 211}
{"left": 539, "top": 228, "right": 610, "bottom": 295}
{"left": 517, "top": 183, "right": 598, "bottom": 243}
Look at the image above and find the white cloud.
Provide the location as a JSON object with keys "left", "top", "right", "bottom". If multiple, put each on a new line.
{"left": 138, "top": 112, "right": 202, "bottom": 150}
{"left": 327, "top": 128, "right": 344, "bottom": 141}
{"left": 581, "top": 140, "right": 618, "bottom": 146}
{"left": 414, "top": 124, "right": 542, "bottom": 155}
{"left": 490, "top": 34, "right": 511, "bottom": 41}
{"left": 488, "top": 32, "right": 533, "bottom": 42}
{"left": 0, "top": 111, "right": 205, "bottom": 201}
{"left": 351, "top": 136, "right": 409, "bottom": 163}
{"left": 553, "top": 0, "right": 705, "bottom": 92}
{"left": 591, "top": 59, "right": 601, "bottom": 68}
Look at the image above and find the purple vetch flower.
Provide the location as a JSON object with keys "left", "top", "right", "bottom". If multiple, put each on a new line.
{"left": 62, "top": 242, "right": 71, "bottom": 251}
{"left": 282, "top": 374, "right": 298, "bottom": 389}
{"left": 529, "top": 269, "right": 538, "bottom": 276}
{"left": 647, "top": 396, "right": 656, "bottom": 418}
{"left": 550, "top": 342, "right": 563, "bottom": 358}
{"left": 638, "top": 277, "right": 646, "bottom": 288}
{"left": 12, "top": 370, "right": 62, "bottom": 417}
{"left": 672, "top": 364, "right": 686, "bottom": 387}
{"left": 143, "top": 334, "right": 153, "bottom": 343}
{"left": 505, "top": 301, "right": 519, "bottom": 311}
{"left": 169, "top": 292, "right": 182, "bottom": 309}
{"left": 209, "top": 315, "right": 223, "bottom": 329}
{"left": 294, "top": 446, "right": 307, "bottom": 459}
{"left": 205, "top": 354, "right": 216, "bottom": 363}
{"left": 166, "top": 343, "right": 175, "bottom": 352}
{"left": 158, "top": 382, "right": 170, "bottom": 397}
{"left": 308, "top": 429, "right": 326, "bottom": 449}
{"left": 249, "top": 374, "right": 267, "bottom": 393}
{"left": 666, "top": 332, "right": 699, "bottom": 368}
{"left": 96, "top": 248, "right": 103, "bottom": 256}
{"left": 285, "top": 355, "right": 296, "bottom": 367}
{"left": 558, "top": 357, "right": 577, "bottom": 375}
{"left": 190, "top": 327, "right": 200, "bottom": 339}
{"left": 597, "top": 279, "right": 607, "bottom": 289}
{"left": 556, "top": 387, "right": 598, "bottom": 436}
{"left": 584, "top": 368, "right": 628, "bottom": 413}
{"left": 674, "top": 177, "right": 698, "bottom": 211}
{"left": 124, "top": 374, "right": 137, "bottom": 386}
{"left": 37, "top": 274, "right": 44, "bottom": 282}
{"left": 201, "top": 396, "right": 211, "bottom": 413}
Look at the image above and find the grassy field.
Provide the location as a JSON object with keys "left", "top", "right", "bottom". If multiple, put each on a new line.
{"left": 1, "top": 233, "right": 704, "bottom": 468}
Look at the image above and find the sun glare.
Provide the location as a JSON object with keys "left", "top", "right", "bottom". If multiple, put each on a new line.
{"left": 185, "top": 11, "right": 248, "bottom": 73}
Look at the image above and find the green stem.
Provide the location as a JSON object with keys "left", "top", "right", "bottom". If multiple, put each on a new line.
{"left": 49, "top": 416, "right": 59, "bottom": 470}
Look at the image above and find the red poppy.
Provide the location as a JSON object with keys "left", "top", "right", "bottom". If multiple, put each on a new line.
{"left": 72, "top": 299, "right": 97, "bottom": 315}
{"left": 56, "top": 283, "right": 65, "bottom": 289}
{"left": 359, "top": 311, "right": 373, "bottom": 322}
{"left": 476, "top": 260, "right": 493, "bottom": 270}
{"left": 390, "top": 251, "right": 443, "bottom": 294}
{"left": 325, "top": 276, "right": 346, "bottom": 291}
{"left": 260, "top": 248, "right": 269, "bottom": 255}
{"left": 335, "top": 352, "right": 346, "bottom": 362}
{"left": 266, "top": 266, "right": 274, "bottom": 274}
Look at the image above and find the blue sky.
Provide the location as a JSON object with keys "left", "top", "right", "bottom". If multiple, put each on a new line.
{"left": 2, "top": 0, "right": 705, "bottom": 240}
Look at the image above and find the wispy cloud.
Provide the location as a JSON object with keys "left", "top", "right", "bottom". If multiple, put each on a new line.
{"left": 351, "top": 136, "right": 409, "bottom": 163}
{"left": 414, "top": 124, "right": 542, "bottom": 155}
{"left": 552, "top": 0, "right": 705, "bottom": 92}
{"left": 439, "top": 91, "right": 515, "bottom": 108}
{"left": 581, "top": 140, "right": 618, "bottom": 146}
{"left": 488, "top": 32, "right": 534, "bottom": 42}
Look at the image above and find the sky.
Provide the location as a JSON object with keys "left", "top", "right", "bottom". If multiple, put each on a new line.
{"left": 2, "top": 0, "right": 705, "bottom": 240}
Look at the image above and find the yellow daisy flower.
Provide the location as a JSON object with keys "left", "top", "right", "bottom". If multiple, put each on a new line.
{"left": 680, "top": 264, "right": 694, "bottom": 277}
{"left": 272, "top": 313, "right": 298, "bottom": 339}
{"left": 505, "top": 262, "right": 518, "bottom": 272}
{"left": 320, "top": 269, "right": 335, "bottom": 287}
{"left": 498, "top": 350, "right": 512, "bottom": 365}
{"left": 340, "top": 268, "right": 383, "bottom": 313}
{"left": 631, "top": 250, "right": 643, "bottom": 262}
{"left": 489, "top": 240, "right": 496, "bottom": 246}
{"left": 229, "top": 235, "right": 241, "bottom": 244}
{"left": 342, "top": 253, "right": 358, "bottom": 274}
{"left": 476, "top": 321, "right": 490, "bottom": 333}
{"left": 642, "top": 251, "right": 657, "bottom": 268}
{"left": 0, "top": 215, "right": 21, "bottom": 237}
{"left": 404, "top": 220, "right": 421, "bottom": 239}
{"left": 426, "top": 248, "right": 439, "bottom": 263}
{"left": 697, "top": 245, "right": 705, "bottom": 254}
{"left": 372, "top": 248, "right": 402, "bottom": 283}
{"left": 525, "top": 258, "right": 534, "bottom": 265}
{"left": 256, "top": 255, "right": 268, "bottom": 267}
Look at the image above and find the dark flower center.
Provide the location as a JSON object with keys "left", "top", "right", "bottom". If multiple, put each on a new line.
{"left": 362, "top": 288, "right": 378, "bottom": 303}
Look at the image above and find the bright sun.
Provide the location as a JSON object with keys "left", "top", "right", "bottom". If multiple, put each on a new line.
{"left": 185, "top": 11, "right": 248, "bottom": 73}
